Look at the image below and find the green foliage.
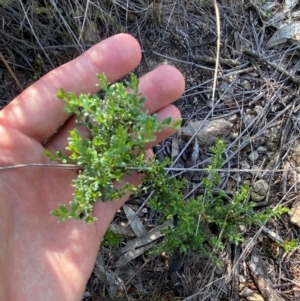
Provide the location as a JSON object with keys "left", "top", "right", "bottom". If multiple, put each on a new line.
{"left": 102, "top": 229, "right": 122, "bottom": 248}
{"left": 149, "top": 139, "right": 288, "bottom": 256}
{"left": 279, "top": 238, "right": 298, "bottom": 253}
{"left": 46, "top": 73, "right": 180, "bottom": 223}
{"left": 47, "top": 74, "right": 288, "bottom": 259}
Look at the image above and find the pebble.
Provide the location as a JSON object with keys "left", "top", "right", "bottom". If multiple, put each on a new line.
{"left": 251, "top": 179, "right": 269, "bottom": 202}
{"left": 233, "top": 174, "right": 242, "bottom": 183}
{"left": 83, "top": 291, "right": 91, "bottom": 298}
{"left": 257, "top": 146, "right": 267, "bottom": 154}
{"left": 288, "top": 201, "right": 300, "bottom": 227}
{"left": 241, "top": 161, "right": 250, "bottom": 170}
{"left": 254, "top": 105, "right": 263, "bottom": 115}
{"left": 291, "top": 141, "right": 300, "bottom": 164}
{"left": 248, "top": 151, "right": 259, "bottom": 161}
{"left": 142, "top": 208, "right": 148, "bottom": 214}
{"left": 243, "top": 114, "right": 256, "bottom": 128}
{"left": 240, "top": 287, "right": 264, "bottom": 301}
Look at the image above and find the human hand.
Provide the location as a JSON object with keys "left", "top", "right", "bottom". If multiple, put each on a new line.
{"left": 0, "top": 34, "right": 184, "bottom": 301}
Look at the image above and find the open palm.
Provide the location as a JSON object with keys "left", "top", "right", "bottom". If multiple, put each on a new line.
{"left": 0, "top": 34, "right": 184, "bottom": 301}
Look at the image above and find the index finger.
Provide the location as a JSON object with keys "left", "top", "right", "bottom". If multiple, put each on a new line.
{"left": 0, "top": 34, "right": 142, "bottom": 142}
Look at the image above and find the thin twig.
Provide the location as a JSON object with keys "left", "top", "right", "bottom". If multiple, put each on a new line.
{"left": 19, "top": 1, "right": 55, "bottom": 68}
{"left": 194, "top": 54, "right": 241, "bottom": 67}
{"left": 0, "top": 163, "right": 79, "bottom": 170}
{"left": 0, "top": 51, "right": 23, "bottom": 91}
{"left": 0, "top": 163, "right": 299, "bottom": 173}
{"left": 211, "top": 0, "right": 221, "bottom": 108}
{"left": 78, "top": 0, "right": 90, "bottom": 42}
{"left": 152, "top": 50, "right": 215, "bottom": 71}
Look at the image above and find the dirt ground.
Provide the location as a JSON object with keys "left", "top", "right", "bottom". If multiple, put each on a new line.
{"left": 1, "top": 1, "right": 300, "bottom": 300}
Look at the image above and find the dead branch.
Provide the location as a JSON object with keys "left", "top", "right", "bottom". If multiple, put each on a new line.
{"left": 194, "top": 54, "right": 241, "bottom": 67}
{"left": 244, "top": 48, "right": 300, "bottom": 85}
{"left": 248, "top": 247, "right": 285, "bottom": 301}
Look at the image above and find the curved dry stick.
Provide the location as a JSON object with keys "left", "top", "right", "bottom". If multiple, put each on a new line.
{"left": 0, "top": 51, "right": 23, "bottom": 91}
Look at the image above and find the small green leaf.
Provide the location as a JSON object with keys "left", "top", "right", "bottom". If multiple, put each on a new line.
{"left": 162, "top": 116, "right": 172, "bottom": 125}
{"left": 56, "top": 88, "right": 67, "bottom": 100}
{"left": 59, "top": 204, "right": 68, "bottom": 214}
{"left": 51, "top": 209, "right": 63, "bottom": 217}
{"left": 172, "top": 118, "right": 182, "bottom": 128}
{"left": 102, "top": 229, "right": 122, "bottom": 248}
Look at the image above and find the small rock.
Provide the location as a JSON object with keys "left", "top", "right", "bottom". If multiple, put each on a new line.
{"left": 239, "top": 283, "right": 246, "bottom": 291}
{"left": 241, "top": 161, "right": 250, "bottom": 170}
{"left": 248, "top": 151, "right": 259, "bottom": 161}
{"left": 238, "top": 224, "right": 247, "bottom": 232}
{"left": 288, "top": 201, "right": 300, "bottom": 227}
{"left": 291, "top": 141, "right": 300, "bottom": 164}
{"left": 179, "top": 118, "right": 234, "bottom": 147}
{"left": 233, "top": 174, "right": 242, "bottom": 183}
{"left": 230, "top": 131, "right": 239, "bottom": 139}
{"left": 241, "top": 79, "right": 251, "bottom": 90}
{"left": 251, "top": 179, "right": 269, "bottom": 202}
{"left": 243, "top": 179, "right": 251, "bottom": 186}
{"left": 265, "top": 128, "right": 280, "bottom": 151}
{"left": 254, "top": 105, "right": 263, "bottom": 115}
{"left": 240, "top": 287, "right": 264, "bottom": 301}
{"left": 257, "top": 146, "right": 267, "bottom": 154}
{"left": 239, "top": 274, "right": 247, "bottom": 283}
{"left": 141, "top": 208, "right": 148, "bottom": 214}
{"left": 242, "top": 114, "right": 256, "bottom": 128}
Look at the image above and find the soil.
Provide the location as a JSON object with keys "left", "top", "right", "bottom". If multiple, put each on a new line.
{"left": 1, "top": 1, "right": 300, "bottom": 300}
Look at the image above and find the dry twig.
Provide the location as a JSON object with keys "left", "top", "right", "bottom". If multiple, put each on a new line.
{"left": 248, "top": 247, "right": 285, "bottom": 301}
{"left": 244, "top": 48, "right": 300, "bottom": 84}
{"left": 0, "top": 51, "right": 23, "bottom": 91}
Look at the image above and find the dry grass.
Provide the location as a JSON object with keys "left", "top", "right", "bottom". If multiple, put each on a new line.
{"left": 1, "top": 0, "right": 300, "bottom": 300}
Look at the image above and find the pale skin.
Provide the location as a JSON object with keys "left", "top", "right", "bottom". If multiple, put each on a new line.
{"left": 0, "top": 34, "right": 185, "bottom": 301}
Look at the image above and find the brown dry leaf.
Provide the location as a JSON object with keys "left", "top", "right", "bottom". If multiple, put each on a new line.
{"left": 121, "top": 221, "right": 174, "bottom": 253}
{"left": 267, "top": 22, "right": 300, "bottom": 48}
{"left": 123, "top": 205, "right": 147, "bottom": 237}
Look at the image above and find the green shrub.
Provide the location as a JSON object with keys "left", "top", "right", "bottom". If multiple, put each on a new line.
{"left": 149, "top": 139, "right": 288, "bottom": 256}
{"left": 46, "top": 74, "right": 288, "bottom": 256}
{"left": 45, "top": 73, "right": 181, "bottom": 223}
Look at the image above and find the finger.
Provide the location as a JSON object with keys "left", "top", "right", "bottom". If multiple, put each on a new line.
{"left": 0, "top": 34, "right": 142, "bottom": 142}
{"left": 45, "top": 65, "right": 184, "bottom": 152}
{"left": 139, "top": 65, "right": 185, "bottom": 114}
